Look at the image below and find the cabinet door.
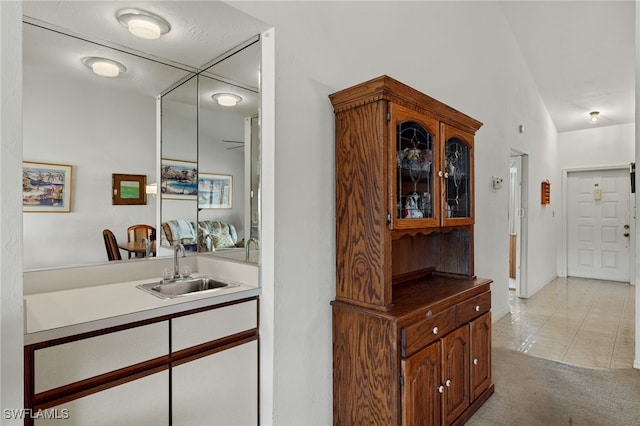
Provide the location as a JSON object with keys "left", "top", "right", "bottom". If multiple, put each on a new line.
{"left": 470, "top": 312, "right": 492, "bottom": 401}
{"left": 35, "top": 370, "right": 169, "bottom": 426}
{"left": 172, "top": 340, "right": 258, "bottom": 426}
{"left": 171, "top": 299, "right": 257, "bottom": 352}
{"left": 402, "top": 340, "right": 441, "bottom": 426}
{"left": 440, "top": 124, "right": 474, "bottom": 226}
{"left": 34, "top": 321, "right": 169, "bottom": 393}
{"left": 441, "top": 326, "right": 470, "bottom": 424}
{"left": 390, "top": 103, "right": 441, "bottom": 229}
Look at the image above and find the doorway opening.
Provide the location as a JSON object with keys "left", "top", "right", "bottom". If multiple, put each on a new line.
{"left": 509, "top": 151, "right": 528, "bottom": 298}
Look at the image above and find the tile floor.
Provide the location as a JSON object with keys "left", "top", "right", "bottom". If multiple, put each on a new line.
{"left": 493, "top": 276, "right": 635, "bottom": 369}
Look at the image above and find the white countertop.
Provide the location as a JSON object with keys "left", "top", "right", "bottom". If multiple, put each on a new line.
{"left": 24, "top": 275, "right": 260, "bottom": 345}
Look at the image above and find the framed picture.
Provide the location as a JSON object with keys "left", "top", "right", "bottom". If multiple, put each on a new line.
{"left": 161, "top": 159, "right": 198, "bottom": 200}
{"left": 23, "top": 161, "right": 73, "bottom": 212}
{"left": 112, "top": 173, "right": 147, "bottom": 205}
{"left": 198, "top": 173, "right": 232, "bottom": 209}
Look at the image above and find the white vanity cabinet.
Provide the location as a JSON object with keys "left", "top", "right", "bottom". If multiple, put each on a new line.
{"left": 171, "top": 299, "right": 258, "bottom": 425}
{"left": 33, "top": 321, "right": 169, "bottom": 393}
{"left": 24, "top": 297, "right": 259, "bottom": 426}
{"left": 173, "top": 340, "right": 258, "bottom": 425}
{"left": 35, "top": 370, "right": 169, "bottom": 426}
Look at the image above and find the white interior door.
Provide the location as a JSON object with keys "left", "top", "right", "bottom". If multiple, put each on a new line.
{"left": 567, "top": 169, "right": 631, "bottom": 282}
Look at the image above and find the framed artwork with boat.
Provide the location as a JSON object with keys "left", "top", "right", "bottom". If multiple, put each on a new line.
{"left": 22, "top": 161, "right": 73, "bottom": 213}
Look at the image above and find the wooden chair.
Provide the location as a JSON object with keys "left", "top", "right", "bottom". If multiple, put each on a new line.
{"left": 127, "top": 224, "right": 156, "bottom": 258}
{"left": 102, "top": 229, "right": 122, "bottom": 261}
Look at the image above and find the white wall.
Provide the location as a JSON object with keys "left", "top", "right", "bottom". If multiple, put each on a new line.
{"left": 231, "top": 2, "right": 560, "bottom": 424}
{"left": 558, "top": 123, "right": 635, "bottom": 170}
{"left": 23, "top": 69, "right": 156, "bottom": 268}
{"left": 0, "top": 1, "right": 24, "bottom": 421}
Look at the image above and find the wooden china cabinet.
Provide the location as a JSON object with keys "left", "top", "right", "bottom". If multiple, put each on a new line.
{"left": 330, "top": 76, "right": 493, "bottom": 426}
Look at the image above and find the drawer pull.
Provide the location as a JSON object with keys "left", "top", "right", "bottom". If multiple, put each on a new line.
{"left": 432, "top": 327, "right": 439, "bottom": 335}
{"left": 445, "top": 379, "right": 451, "bottom": 387}
{"left": 438, "top": 385, "right": 444, "bottom": 394}
{"left": 474, "top": 305, "right": 480, "bottom": 312}
{"left": 473, "top": 358, "right": 478, "bottom": 365}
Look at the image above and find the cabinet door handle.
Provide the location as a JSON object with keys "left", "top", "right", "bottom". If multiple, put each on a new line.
{"left": 445, "top": 379, "right": 451, "bottom": 387}
{"left": 444, "top": 172, "right": 449, "bottom": 178}
{"left": 473, "top": 358, "right": 479, "bottom": 365}
{"left": 438, "top": 385, "right": 444, "bottom": 394}
{"left": 438, "top": 170, "right": 443, "bottom": 178}
{"left": 432, "top": 327, "right": 439, "bottom": 335}
{"left": 474, "top": 305, "right": 480, "bottom": 312}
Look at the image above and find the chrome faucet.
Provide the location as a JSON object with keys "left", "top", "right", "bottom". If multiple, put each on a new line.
{"left": 245, "top": 238, "right": 259, "bottom": 262}
{"left": 173, "top": 243, "right": 186, "bottom": 279}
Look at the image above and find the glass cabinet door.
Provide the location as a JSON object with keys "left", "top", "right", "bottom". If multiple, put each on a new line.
{"left": 392, "top": 104, "right": 439, "bottom": 229}
{"left": 442, "top": 124, "right": 474, "bottom": 224}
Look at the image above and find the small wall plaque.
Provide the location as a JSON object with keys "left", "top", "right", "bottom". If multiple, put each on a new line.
{"left": 541, "top": 180, "right": 551, "bottom": 205}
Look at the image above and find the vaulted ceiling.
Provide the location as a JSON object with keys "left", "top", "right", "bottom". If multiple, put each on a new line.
{"left": 501, "top": 1, "right": 635, "bottom": 133}
{"left": 23, "top": 1, "right": 634, "bottom": 134}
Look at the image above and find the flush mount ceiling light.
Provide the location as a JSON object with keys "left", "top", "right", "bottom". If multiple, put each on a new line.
{"left": 116, "top": 9, "right": 171, "bottom": 40}
{"left": 212, "top": 93, "right": 243, "bottom": 107}
{"left": 82, "top": 57, "right": 126, "bottom": 77}
{"left": 589, "top": 111, "right": 600, "bottom": 124}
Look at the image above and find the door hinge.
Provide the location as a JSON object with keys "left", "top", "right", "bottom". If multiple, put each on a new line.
{"left": 386, "top": 112, "right": 391, "bottom": 122}
{"left": 387, "top": 212, "right": 392, "bottom": 224}
{"left": 399, "top": 375, "right": 405, "bottom": 387}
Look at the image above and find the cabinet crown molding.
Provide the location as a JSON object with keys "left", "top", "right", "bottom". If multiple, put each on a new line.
{"left": 329, "top": 75, "right": 483, "bottom": 134}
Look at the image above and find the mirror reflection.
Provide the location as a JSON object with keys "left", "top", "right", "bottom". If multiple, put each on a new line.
{"left": 22, "top": 22, "right": 185, "bottom": 269}
{"left": 22, "top": 6, "right": 263, "bottom": 269}
{"left": 159, "top": 39, "right": 261, "bottom": 264}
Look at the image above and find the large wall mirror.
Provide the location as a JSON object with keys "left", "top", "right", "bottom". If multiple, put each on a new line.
{"left": 159, "top": 38, "right": 261, "bottom": 264}
{"left": 22, "top": 1, "right": 268, "bottom": 270}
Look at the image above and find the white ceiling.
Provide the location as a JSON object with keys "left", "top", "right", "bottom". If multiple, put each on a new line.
{"left": 23, "top": 1, "right": 269, "bottom": 116}
{"left": 501, "top": 1, "right": 635, "bottom": 133}
{"left": 23, "top": 1, "right": 635, "bottom": 133}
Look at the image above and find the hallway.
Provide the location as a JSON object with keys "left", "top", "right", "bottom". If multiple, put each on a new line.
{"left": 493, "top": 277, "right": 635, "bottom": 369}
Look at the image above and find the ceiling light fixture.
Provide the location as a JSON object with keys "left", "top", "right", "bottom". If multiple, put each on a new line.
{"left": 82, "top": 57, "right": 126, "bottom": 77}
{"left": 589, "top": 111, "right": 600, "bottom": 124}
{"left": 212, "top": 93, "right": 243, "bottom": 107}
{"left": 116, "top": 9, "right": 171, "bottom": 40}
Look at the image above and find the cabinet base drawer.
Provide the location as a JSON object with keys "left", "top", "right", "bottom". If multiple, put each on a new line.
{"left": 402, "top": 307, "right": 456, "bottom": 357}
{"left": 457, "top": 291, "right": 491, "bottom": 324}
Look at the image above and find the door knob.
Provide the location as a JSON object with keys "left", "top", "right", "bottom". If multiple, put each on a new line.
{"left": 624, "top": 224, "right": 630, "bottom": 229}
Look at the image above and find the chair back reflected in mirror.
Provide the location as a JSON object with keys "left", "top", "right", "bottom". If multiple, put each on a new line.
{"left": 127, "top": 224, "right": 156, "bottom": 259}
{"left": 102, "top": 229, "right": 122, "bottom": 261}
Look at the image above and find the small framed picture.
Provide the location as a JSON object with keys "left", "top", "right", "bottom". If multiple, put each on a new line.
{"left": 112, "top": 173, "right": 147, "bottom": 205}
{"left": 23, "top": 161, "right": 73, "bottom": 212}
{"left": 198, "top": 173, "right": 232, "bottom": 209}
{"left": 161, "top": 158, "right": 198, "bottom": 200}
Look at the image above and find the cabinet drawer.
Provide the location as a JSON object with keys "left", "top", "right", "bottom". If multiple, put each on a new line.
{"left": 402, "top": 307, "right": 456, "bottom": 357}
{"left": 457, "top": 291, "right": 491, "bottom": 324}
{"left": 172, "top": 299, "right": 257, "bottom": 352}
{"left": 34, "top": 321, "right": 169, "bottom": 393}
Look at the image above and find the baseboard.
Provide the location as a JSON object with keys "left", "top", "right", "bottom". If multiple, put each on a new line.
{"left": 633, "top": 359, "right": 640, "bottom": 370}
{"left": 492, "top": 306, "right": 510, "bottom": 323}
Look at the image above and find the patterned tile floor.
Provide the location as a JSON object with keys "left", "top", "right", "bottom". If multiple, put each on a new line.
{"left": 493, "top": 277, "right": 635, "bottom": 369}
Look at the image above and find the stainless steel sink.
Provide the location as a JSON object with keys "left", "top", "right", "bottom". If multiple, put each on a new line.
{"left": 137, "top": 276, "right": 239, "bottom": 299}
